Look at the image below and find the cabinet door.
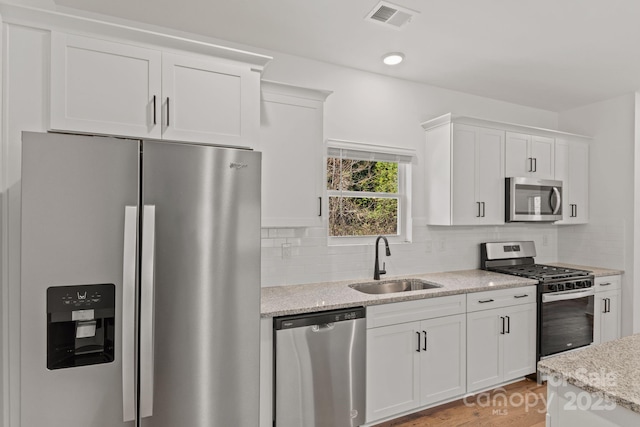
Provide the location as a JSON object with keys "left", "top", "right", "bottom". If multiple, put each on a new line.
{"left": 419, "top": 314, "right": 466, "bottom": 406}
{"left": 451, "top": 124, "right": 478, "bottom": 224}
{"left": 554, "top": 140, "right": 571, "bottom": 223}
{"left": 260, "top": 85, "right": 327, "bottom": 227}
{"left": 599, "top": 290, "right": 621, "bottom": 344}
{"left": 366, "top": 322, "right": 421, "bottom": 422}
{"left": 161, "top": 53, "right": 259, "bottom": 146}
{"left": 555, "top": 139, "right": 589, "bottom": 224}
{"left": 505, "top": 132, "right": 530, "bottom": 177}
{"left": 50, "top": 32, "right": 162, "bottom": 138}
{"left": 530, "top": 135, "right": 555, "bottom": 179}
{"left": 568, "top": 141, "right": 589, "bottom": 223}
{"left": 505, "top": 132, "right": 554, "bottom": 179}
{"left": 476, "top": 128, "right": 505, "bottom": 225}
{"left": 502, "top": 303, "right": 537, "bottom": 381}
{"left": 467, "top": 309, "right": 502, "bottom": 393}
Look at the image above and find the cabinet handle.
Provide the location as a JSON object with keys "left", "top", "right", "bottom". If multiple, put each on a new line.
{"left": 514, "top": 294, "right": 528, "bottom": 298}
{"left": 500, "top": 316, "right": 505, "bottom": 334}
{"left": 528, "top": 157, "right": 533, "bottom": 172}
{"left": 533, "top": 158, "right": 537, "bottom": 172}
{"left": 481, "top": 202, "right": 486, "bottom": 218}
{"left": 166, "top": 97, "right": 170, "bottom": 127}
{"left": 478, "top": 299, "right": 494, "bottom": 304}
{"left": 476, "top": 202, "right": 481, "bottom": 218}
{"left": 152, "top": 95, "right": 157, "bottom": 125}
{"left": 422, "top": 331, "right": 427, "bottom": 351}
{"left": 505, "top": 315, "right": 511, "bottom": 334}
{"left": 416, "top": 331, "right": 421, "bottom": 352}
{"left": 318, "top": 197, "right": 322, "bottom": 217}
{"left": 574, "top": 204, "right": 578, "bottom": 218}
{"left": 599, "top": 282, "right": 612, "bottom": 287}
{"left": 606, "top": 298, "right": 611, "bottom": 313}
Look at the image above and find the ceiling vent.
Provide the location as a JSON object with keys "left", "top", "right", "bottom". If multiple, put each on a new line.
{"left": 365, "top": 1, "right": 419, "bottom": 30}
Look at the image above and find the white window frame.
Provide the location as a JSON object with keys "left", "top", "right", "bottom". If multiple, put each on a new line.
{"left": 325, "top": 139, "right": 415, "bottom": 246}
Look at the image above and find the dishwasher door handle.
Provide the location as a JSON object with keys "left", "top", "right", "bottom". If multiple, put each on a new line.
{"left": 311, "top": 323, "right": 335, "bottom": 332}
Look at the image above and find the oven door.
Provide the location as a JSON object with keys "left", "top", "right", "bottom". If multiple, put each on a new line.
{"left": 540, "top": 288, "right": 594, "bottom": 357}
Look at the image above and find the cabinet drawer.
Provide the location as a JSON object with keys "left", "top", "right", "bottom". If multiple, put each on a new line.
{"left": 466, "top": 286, "right": 536, "bottom": 312}
{"left": 367, "top": 294, "right": 466, "bottom": 329}
{"left": 595, "top": 275, "right": 621, "bottom": 292}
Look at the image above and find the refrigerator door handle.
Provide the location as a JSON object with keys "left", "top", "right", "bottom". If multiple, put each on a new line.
{"left": 122, "top": 206, "right": 137, "bottom": 422}
{"left": 140, "top": 205, "right": 156, "bottom": 418}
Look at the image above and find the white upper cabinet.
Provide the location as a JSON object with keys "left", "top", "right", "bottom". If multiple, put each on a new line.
{"left": 161, "top": 53, "right": 259, "bottom": 146}
{"left": 50, "top": 32, "right": 162, "bottom": 138}
{"left": 422, "top": 114, "right": 591, "bottom": 226}
{"left": 50, "top": 32, "right": 261, "bottom": 147}
{"left": 425, "top": 122, "right": 505, "bottom": 225}
{"left": 505, "top": 132, "right": 555, "bottom": 179}
{"left": 555, "top": 138, "right": 589, "bottom": 224}
{"left": 260, "top": 81, "right": 331, "bottom": 228}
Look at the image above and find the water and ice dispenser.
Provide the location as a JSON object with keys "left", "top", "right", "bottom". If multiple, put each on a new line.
{"left": 47, "top": 284, "right": 115, "bottom": 370}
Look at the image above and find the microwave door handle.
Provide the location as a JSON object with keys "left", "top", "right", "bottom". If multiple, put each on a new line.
{"left": 551, "top": 187, "right": 561, "bottom": 215}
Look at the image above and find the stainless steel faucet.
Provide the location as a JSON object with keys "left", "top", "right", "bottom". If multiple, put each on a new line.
{"left": 373, "top": 235, "right": 391, "bottom": 280}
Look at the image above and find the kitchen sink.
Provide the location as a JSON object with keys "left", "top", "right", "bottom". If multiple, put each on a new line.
{"left": 349, "top": 278, "right": 442, "bottom": 294}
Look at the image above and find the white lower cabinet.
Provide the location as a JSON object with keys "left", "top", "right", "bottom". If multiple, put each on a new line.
{"left": 466, "top": 288, "right": 537, "bottom": 393}
{"left": 593, "top": 275, "right": 622, "bottom": 345}
{"left": 365, "top": 296, "right": 466, "bottom": 423}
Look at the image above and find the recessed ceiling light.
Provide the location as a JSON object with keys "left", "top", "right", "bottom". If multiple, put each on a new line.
{"left": 382, "top": 52, "right": 404, "bottom": 65}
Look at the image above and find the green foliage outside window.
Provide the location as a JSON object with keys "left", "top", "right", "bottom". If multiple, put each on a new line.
{"left": 327, "top": 158, "right": 399, "bottom": 237}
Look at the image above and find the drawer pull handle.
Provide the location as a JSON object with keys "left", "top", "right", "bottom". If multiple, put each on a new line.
{"left": 478, "top": 299, "right": 494, "bottom": 303}
{"left": 514, "top": 294, "right": 529, "bottom": 298}
{"left": 599, "top": 282, "right": 612, "bottom": 287}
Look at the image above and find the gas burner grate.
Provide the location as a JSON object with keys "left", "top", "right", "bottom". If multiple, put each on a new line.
{"left": 490, "top": 264, "right": 591, "bottom": 282}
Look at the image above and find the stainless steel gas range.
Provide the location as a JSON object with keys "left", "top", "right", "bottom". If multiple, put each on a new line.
{"left": 480, "top": 241, "right": 595, "bottom": 361}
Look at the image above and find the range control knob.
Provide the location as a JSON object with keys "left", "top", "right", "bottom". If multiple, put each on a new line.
{"left": 565, "top": 282, "right": 575, "bottom": 290}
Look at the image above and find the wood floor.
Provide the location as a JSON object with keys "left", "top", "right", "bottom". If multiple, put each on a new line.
{"left": 373, "top": 379, "right": 546, "bottom": 427}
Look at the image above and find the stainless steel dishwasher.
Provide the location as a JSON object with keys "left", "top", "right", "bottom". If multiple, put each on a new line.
{"left": 274, "top": 307, "right": 366, "bottom": 427}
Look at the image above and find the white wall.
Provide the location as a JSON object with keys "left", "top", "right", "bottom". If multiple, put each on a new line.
{"left": 259, "top": 52, "right": 560, "bottom": 286}
{"left": 557, "top": 93, "right": 635, "bottom": 336}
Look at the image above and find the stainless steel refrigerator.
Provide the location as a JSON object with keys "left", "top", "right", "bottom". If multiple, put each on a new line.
{"left": 20, "top": 132, "right": 261, "bottom": 426}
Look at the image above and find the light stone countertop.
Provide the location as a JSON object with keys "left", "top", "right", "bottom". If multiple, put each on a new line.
{"left": 261, "top": 263, "right": 623, "bottom": 318}
{"left": 261, "top": 269, "right": 537, "bottom": 317}
{"left": 538, "top": 334, "right": 640, "bottom": 414}
{"left": 548, "top": 262, "right": 624, "bottom": 278}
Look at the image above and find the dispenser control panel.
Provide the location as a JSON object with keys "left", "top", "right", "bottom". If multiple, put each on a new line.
{"left": 47, "top": 284, "right": 115, "bottom": 370}
{"left": 48, "top": 284, "right": 115, "bottom": 321}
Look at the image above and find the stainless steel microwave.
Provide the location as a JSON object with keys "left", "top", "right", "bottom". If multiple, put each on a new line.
{"left": 505, "top": 177, "right": 562, "bottom": 222}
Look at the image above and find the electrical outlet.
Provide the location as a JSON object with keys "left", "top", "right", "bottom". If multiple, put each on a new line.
{"left": 425, "top": 240, "right": 432, "bottom": 253}
{"left": 282, "top": 243, "right": 292, "bottom": 259}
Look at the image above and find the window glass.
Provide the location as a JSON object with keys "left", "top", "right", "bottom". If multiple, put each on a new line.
{"left": 326, "top": 157, "right": 400, "bottom": 237}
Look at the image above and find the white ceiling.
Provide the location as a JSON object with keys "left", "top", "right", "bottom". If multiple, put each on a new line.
{"left": 54, "top": 0, "right": 640, "bottom": 112}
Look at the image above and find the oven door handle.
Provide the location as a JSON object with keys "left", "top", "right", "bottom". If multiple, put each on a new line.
{"left": 542, "top": 289, "right": 594, "bottom": 303}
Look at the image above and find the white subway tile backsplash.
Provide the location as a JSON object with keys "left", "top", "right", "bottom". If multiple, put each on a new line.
{"left": 261, "top": 222, "right": 564, "bottom": 287}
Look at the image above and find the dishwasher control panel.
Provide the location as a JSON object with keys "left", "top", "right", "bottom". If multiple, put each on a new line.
{"left": 274, "top": 307, "right": 365, "bottom": 330}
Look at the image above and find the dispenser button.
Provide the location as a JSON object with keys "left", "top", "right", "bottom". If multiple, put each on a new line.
{"left": 76, "top": 320, "right": 97, "bottom": 338}
{"left": 72, "top": 309, "right": 95, "bottom": 321}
